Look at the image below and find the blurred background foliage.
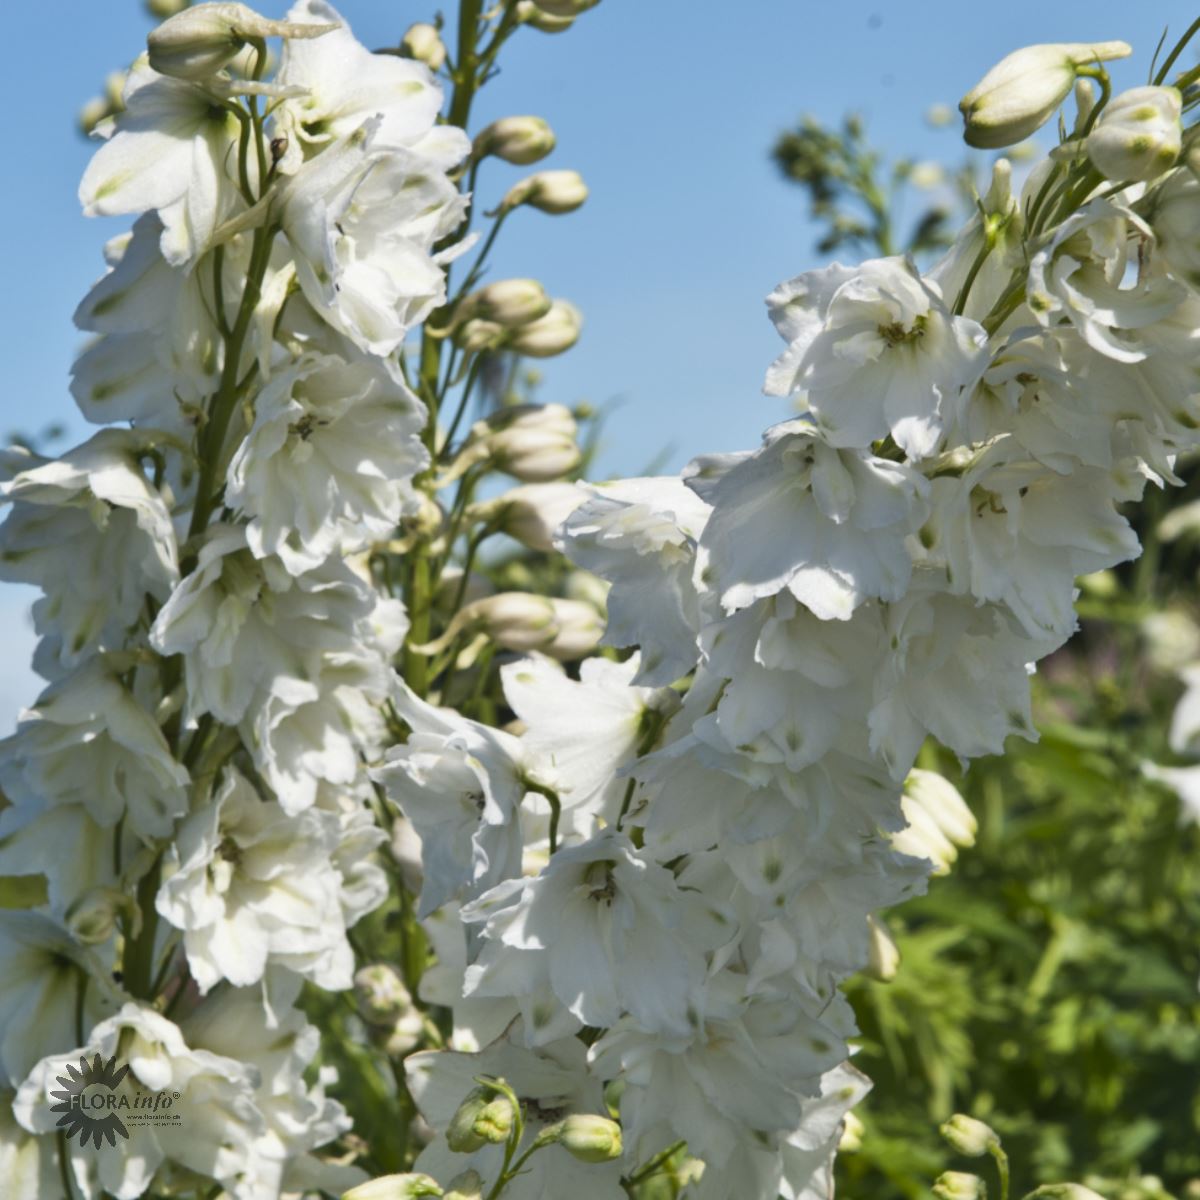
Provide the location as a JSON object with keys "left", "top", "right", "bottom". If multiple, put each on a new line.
{"left": 771, "top": 109, "right": 1200, "bottom": 1199}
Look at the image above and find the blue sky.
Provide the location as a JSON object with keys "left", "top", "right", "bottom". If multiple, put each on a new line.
{"left": 0, "top": 0, "right": 1194, "bottom": 725}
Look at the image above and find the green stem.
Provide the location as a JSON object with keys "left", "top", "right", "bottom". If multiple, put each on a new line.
{"left": 626, "top": 1140, "right": 687, "bottom": 1186}
{"left": 1155, "top": 16, "right": 1200, "bottom": 85}
{"left": 952, "top": 237, "right": 994, "bottom": 317}
{"left": 989, "top": 1142, "right": 1011, "bottom": 1200}
{"left": 124, "top": 858, "right": 163, "bottom": 1000}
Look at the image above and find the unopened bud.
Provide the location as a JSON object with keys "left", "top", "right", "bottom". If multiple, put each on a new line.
{"left": 447, "top": 1087, "right": 515, "bottom": 1152}
{"left": 460, "top": 279, "right": 552, "bottom": 329}
{"left": 500, "top": 170, "right": 588, "bottom": 215}
{"left": 469, "top": 482, "right": 584, "bottom": 552}
{"left": 865, "top": 913, "right": 900, "bottom": 982}
{"left": 839, "top": 1110, "right": 864, "bottom": 1152}
{"left": 66, "top": 887, "right": 129, "bottom": 945}
{"left": 148, "top": 2, "right": 338, "bottom": 80}
{"left": 904, "top": 769, "right": 977, "bottom": 848}
{"left": 443, "top": 1171, "right": 484, "bottom": 1200}
{"left": 146, "top": 0, "right": 188, "bottom": 14}
{"left": 455, "top": 317, "right": 507, "bottom": 354}
{"left": 543, "top": 598, "right": 604, "bottom": 660}
{"left": 342, "top": 1175, "right": 444, "bottom": 1200}
{"left": 959, "top": 41, "right": 1132, "bottom": 148}
{"left": 933, "top": 1172, "right": 987, "bottom": 1200}
{"left": 940, "top": 1114, "right": 1000, "bottom": 1157}
{"left": 564, "top": 569, "right": 609, "bottom": 611}
{"left": 400, "top": 22, "right": 446, "bottom": 70}
{"left": 465, "top": 593, "right": 558, "bottom": 653}
{"left": 483, "top": 404, "right": 581, "bottom": 482}
{"left": 508, "top": 300, "right": 583, "bottom": 358}
{"left": 354, "top": 964, "right": 412, "bottom": 1026}
{"left": 79, "top": 97, "right": 111, "bottom": 137}
{"left": 1025, "top": 1187, "right": 1107, "bottom": 1200}
{"left": 473, "top": 116, "right": 556, "bottom": 165}
{"left": 541, "top": 1114, "right": 623, "bottom": 1162}
{"left": 1087, "top": 86, "right": 1182, "bottom": 181}
{"left": 105, "top": 70, "right": 129, "bottom": 112}
{"left": 515, "top": 2, "right": 575, "bottom": 33}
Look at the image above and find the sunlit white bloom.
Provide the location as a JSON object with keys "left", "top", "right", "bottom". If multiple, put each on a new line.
{"left": 764, "top": 257, "right": 988, "bottom": 458}
{"left": 0, "top": 659, "right": 188, "bottom": 838}
{"left": 559, "top": 476, "right": 710, "bottom": 685}
{"left": 0, "top": 430, "right": 178, "bottom": 674}
{"left": 79, "top": 60, "right": 245, "bottom": 266}
{"left": 274, "top": 0, "right": 469, "bottom": 173}
{"left": 373, "top": 683, "right": 546, "bottom": 917}
{"left": 407, "top": 1024, "right": 624, "bottom": 1200}
{"left": 226, "top": 353, "right": 428, "bottom": 571}
{"left": 156, "top": 768, "right": 383, "bottom": 991}
{"left": 463, "top": 829, "right": 735, "bottom": 1037}
{"left": 15, "top": 1003, "right": 262, "bottom": 1200}
{"left": 1027, "top": 197, "right": 1185, "bottom": 362}
{"left": 692, "top": 421, "right": 928, "bottom": 620}
{"left": 150, "top": 523, "right": 375, "bottom": 724}
{"left": 501, "top": 654, "right": 677, "bottom": 833}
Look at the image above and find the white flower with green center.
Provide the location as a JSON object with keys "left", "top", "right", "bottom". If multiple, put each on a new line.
{"left": 764, "top": 256, "right": 988, "bottom": 458}
{"left": 226, "top": 353, "right": 428, "bottom": 572}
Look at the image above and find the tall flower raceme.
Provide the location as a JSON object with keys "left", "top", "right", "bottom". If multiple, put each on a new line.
{"left": 4, "top": 8, "right": 1200, "bottom": 1200}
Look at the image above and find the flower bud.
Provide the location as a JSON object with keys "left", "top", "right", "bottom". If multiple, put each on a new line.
{"left": 1152, "top": 170, "right": 1200, "bottom": 289}
{"left": 460, "top": 279, "right": 552, "bottom": 329}
{"left": 79, "top": 96, "right": 112, "bottom": 137}
{"left": 940, "top": 1114, "right": 1000, "bottom": 1157}
{"left": 66, "top": 887, "right": 129, "bottom": 944}
{"left": 464, "top": 593, "right": 557, "bottom": 652}
{"left": 400, "top": 22, "right": 446, "bottom": 71}
{"left": 959, "top": 41, "right": 1131, "bottom": 148}
{"left": 565, "top": 568, "right": 609, "bottom": 611}
{"left": 1025, "top": 1187, "right": 1107, "bottom": 1200}
{"left": 483, "top": 404, "right": 581, "bottom": 482}
{"left": 342, "top": 1175, "right": 443, "bottom": 1199}
{"left": 447, "top": 1087, "right": 515, "bottom": 1152}
{"left": 904, "top": 769, "right": 976, "bottom": 849}
{"left": 535, "top": 0, "right": 600, "bottom": 12}
{"left": 146, "top": 0, "right": 188, "bottom": 15}
{"left": 500, "top": 170, "right": 589, "bottom": 215}
{"left": 544, "top": 1114, "right": 623, "bottom": 1162}
{"left": 473, "top": 116, "right": 557, "bottom": 165}
{"left": 354, "top": 964, "right": 412, "bottom": 1026}
{"left": 933, "top": 1172, "right": 987, "bottom": 1200}
{"left": 148, "top": 2, "right": 338, "bottom": 80}
{"left": 515, "top": 2, "right": 575, "bottom": 33}
{"left": 469, "top": 482, "right": 584, "bottom": 552}
{"left": 543, "top": 598, "right": 604, "bottom": 660}
{"left": 508, "top": 301, "right": 583, "bottom": 358}
{"left": 1087, "top": 86, "right": 1182, "bottom": 181}
{"left": 865, "top": 913, "right": 900, "bottom": 982}
{"left": 455, "top": 318, "right": 507, "bottom": 354}
{"left": 839, "top": 1110, "right": 864, "bottom": 1152}
{"left": 443, "top": 1172, "right": 484, "bottom": 1200}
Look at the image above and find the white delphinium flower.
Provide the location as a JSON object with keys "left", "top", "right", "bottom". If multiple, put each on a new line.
{"left": 270, "top": 122, "right": 468, "bottom": 356}
{"left": 690, "top": 421, "right": 928, "bottom": 620}
{"left": 71, "top": 214, "right": 225, "bottom": 431}
{"left": 0, "top": 659, "right": 188, "bottom": 838}
{"left": 225, "top": 352, "right": 428, "bottom": 571}
{"left": 406, "top": 1024, "right": 624, "bottom": 1200}
{"left": 15, "top": 1003, "right": 262, "bottom": 1200}
{"left": 1027, "top": 198, "right": 1185, "bottom": 362}
{"left": 763, "top": 257, "right": 988, "bottom": 458}
{"left": 0, "top": 913, "right": 122, "bottom": 1087}
{"left": 149, "top": 523, "right": 376, "bottom": 725}
{"left": 79, "top": 59, "right": 246, "bottom": 267}
{"left": 559, "top": 476, "right": 710, "bottom": 685}
{"left": 500, "top": 654, "right": 678, "bottom": 833}
{"left": 156, "top": 767, "right": 383, "bottom": 991}
{"left": 590, "top": 983, "right": 846, "bottom": 1171}
{"left": 181, "top": 978, "right": 367, "bottom": 1198}
{"left": 0, "top": 430, "right": 179, "bottom": 674}
{"left": 274, "top": 0, "right": 470, "bottom": 173}
{"left": 373, "top": 682, "right": 547, "bottom": 917}
{"left": 868, "top": 584, "right": 1050, "bottom": 777}
{"left": 462, "top": 829, "right": 735, "bottom": 1039}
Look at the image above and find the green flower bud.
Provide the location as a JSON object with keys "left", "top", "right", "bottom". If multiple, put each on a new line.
{"left": 148, "top": 2, "right": 337, "bottom": 80}
{"left": 66, "top": 887, "right": 130, "bottom": 945}
{"left": 447, "top": 1087, "right": 515, "bottom": 1152}
{"left": 940, "top": 1114, "right": 1000, "bottom": 1157}
{"left": 545, "top": 1114, "right": 624, "bottom": 1163}
{"left": 500, "top": 170, "right": 589, "bottom": 216}
{"left": 933, "top": 1172, "right": 987, "bottom": 1200}
{"left": 400, "top": 22, "right": 446, "bottom": 71}
{"left": 959, "top": 41, "right": 1131, "bottom": 148}
{"left": 515, "top": 2, "right": 575, "bottom": 33}
{"left": 460, "top": 279, "right": 552, "bottom": 329}
{"left": 473, "top": 117, "right": 557, "bottom": 165}
{"left": 508, "top": 301, "right": 583, "bottom": 358}
{"left": 342, "top": 1175, "right": 444, "bottom": 1200}
{"left": 353, "top": 964, "right": 412, "bottom": 1025}
{"left": 1087, "top": 86, "right": 1182, "bottom": 181}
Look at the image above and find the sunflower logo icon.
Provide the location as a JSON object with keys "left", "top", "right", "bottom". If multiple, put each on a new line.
{"left": 50, "top": 1054, "right": 132, "bottom": 1148}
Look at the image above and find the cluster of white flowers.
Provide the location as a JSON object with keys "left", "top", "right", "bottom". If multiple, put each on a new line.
{"left": 0, "top": 2, "right": 468, "bottom": 1195}
{"left": 5, "top": 7, "right": 1200, "bottom": 1199}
